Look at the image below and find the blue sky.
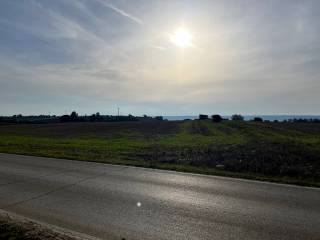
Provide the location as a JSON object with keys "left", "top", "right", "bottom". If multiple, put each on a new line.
{"left": 0, "top": 0, "right": 319, "bottom": 116}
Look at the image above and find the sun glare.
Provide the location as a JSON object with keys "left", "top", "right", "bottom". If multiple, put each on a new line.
{"left": 170, "top": 27, "right": 192, "bottom": 48}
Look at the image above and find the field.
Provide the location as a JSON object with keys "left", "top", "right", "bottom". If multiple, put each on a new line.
{"left": 0, "top": 120, "right": 319, "bottom": 187}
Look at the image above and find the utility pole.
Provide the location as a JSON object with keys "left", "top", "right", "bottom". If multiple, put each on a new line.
{"left": 117, "top": 107, "right": 120, "bottom": 117}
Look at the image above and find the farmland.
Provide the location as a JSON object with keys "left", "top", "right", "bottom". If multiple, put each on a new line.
{"left": 0, "top": 120, "right": 319, "bottom": 187}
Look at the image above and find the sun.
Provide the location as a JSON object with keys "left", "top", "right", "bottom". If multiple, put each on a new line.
{"left": 170, "top": 27, "right": 192, "bottom": 48}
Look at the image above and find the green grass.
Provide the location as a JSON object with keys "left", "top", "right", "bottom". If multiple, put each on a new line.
{"left": 0, "top": 120, "right": 319, "bottom": 187}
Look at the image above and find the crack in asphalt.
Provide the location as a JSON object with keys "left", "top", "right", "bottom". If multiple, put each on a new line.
{"left": 0, "top": 168, "right": 80, "bottom": 188}
{"left": 1, "top": 170, "right": 108, "bottom": 210}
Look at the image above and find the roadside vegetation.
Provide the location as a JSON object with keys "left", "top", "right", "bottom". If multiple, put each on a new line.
{"left": 0, "top": 120, "right": 319, "bottom": 187}
{"left": 0, "top": 220, "right": 28, "bottom": 240}
{"left": 0, "top": 214, "right": 77, "bottom": 240}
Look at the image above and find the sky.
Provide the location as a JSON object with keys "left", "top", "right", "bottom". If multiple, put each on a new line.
{"left": 0, "top": 0, "right": 319, "bottom": 116}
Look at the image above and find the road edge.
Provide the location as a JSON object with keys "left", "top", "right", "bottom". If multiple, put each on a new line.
{"left": 0, "top": 209, "right": 102, "bottom": 240}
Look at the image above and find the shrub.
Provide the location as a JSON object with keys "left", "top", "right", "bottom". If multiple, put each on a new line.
{"left": 231, "top": 114, "right": 244, "bottom": 121}
{"left": 199, "top": 114, "right": 208, "bottom": 120}
{"left": 253, "top": 117, "right": 263, "bottom": 122}
{"left": 211, "top": 114, "right": 223, "bottom": 123}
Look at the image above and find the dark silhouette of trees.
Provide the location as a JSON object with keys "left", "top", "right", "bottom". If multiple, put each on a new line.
{"left": 90, "top": 112, "right": 102, "bottom": 122}
{"left": 231, "top": 114, "right": 244, "bottom": 121}
{"left": 199, "top": 114, "right": 208, "bottom": 120}
{"left": 288, "top": 118, "right": 320, "bottom": 123}
{"left": 94, "top": 112, "right": 102, "bottom": 121}
{"left": 70, "top": 111, "right": 78, "bottom": 121}
{"left": 60, "top": 111, "right": 79, "bottom": 122}
{"left": 211, "top": 115, "right": 223, "bottom": 123}
{"left": 89, "top": 114, "right": 96, "bottom": 122}
{"left": 253, "top": 117, "right": 263, "bottom": 122}
{"left": 59, "top": 115, "right": 70, "bottom": 122}
{"left": 2, "top": 111, "right": 319, "bottom": 124}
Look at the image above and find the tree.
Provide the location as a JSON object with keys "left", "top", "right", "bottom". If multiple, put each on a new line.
{"left": 70, "top": 111, "right": 79, "bottom": 122}
{"left": 253, "top": 117, "right": 263, "bottom": 122}
{"left": 155, "top": 116, "right": 163, "bottom": 121}
{"left": 60, "top": 115, "right": 71, "bottom": 122}
{"left": 199, "top": 114, "right": 208, "bottom": 120}
{"left": 95, "top": 112, "right": 102, "bottom": 121}
{"left": 231, "top": 114, "right": 244, "bottom": 121}
{"left": 211, "top": 114, "right": 223, "bottom": 123}
{"left": 89, "top": 114, "right": 96, "bottom": 122}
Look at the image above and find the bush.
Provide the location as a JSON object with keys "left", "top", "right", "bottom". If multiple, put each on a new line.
{"left": 253, "top": 117, "right": 263, "bottom": 122}
{"left": 231, "top": 114, "right": 244, "bottom": 121}
{"left": 211, "top": 114, "right": 223, "bottom": 123}
{"left": 199, "top": 114, "right": 208, "bottom": 120}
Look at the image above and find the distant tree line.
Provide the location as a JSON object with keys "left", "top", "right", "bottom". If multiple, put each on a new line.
{"left": 0, "top": 112, "right": 164, "bottom": 124}
{"left": 199, "top": 114, "right": 245, "bottom": 122}
{"left": 282, "top": 118, "right": 320, "bottom": 123}
{"left": 1, "top": 112, "right": 319, "bottom": 124}
{"left": 197, "top": 114, "right": 320, "bottom": 123}
{"left": 0, "top": 115, "right": 58, "bottom": 124}
{"left": 59, "top": 111, "right": 139, "bottom": 123}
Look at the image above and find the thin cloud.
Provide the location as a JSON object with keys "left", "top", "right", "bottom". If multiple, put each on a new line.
{"left": 97, "top": 0, "right": 143, "bottom": 25}
{"left": 150, "top": 45, "right": 167, "bottom": 51}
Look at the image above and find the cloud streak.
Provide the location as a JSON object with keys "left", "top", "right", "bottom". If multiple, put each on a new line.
{"left": 97, "top": 0, "right": 144, "bottom": 25}
{"left": 0, "top": 0, "right": 319, "bottom": 115}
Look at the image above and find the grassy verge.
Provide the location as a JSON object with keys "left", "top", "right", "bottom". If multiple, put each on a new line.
{"left": 0, "top": 121, "right": 319, "bottom": 187}
{"left": 0, "top": 213, "right": 78, "bottom": 240}
{"left": 0, "top": 220, "right": 29, "bottom": 240}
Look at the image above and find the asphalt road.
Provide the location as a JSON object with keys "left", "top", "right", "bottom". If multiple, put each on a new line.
{"left": 0, "top": 153, "right": 319, "bottom": 240}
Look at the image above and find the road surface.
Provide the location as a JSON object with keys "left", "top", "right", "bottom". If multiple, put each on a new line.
{"left": 0, "top": 153, "right": 319, "bottom": 240}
